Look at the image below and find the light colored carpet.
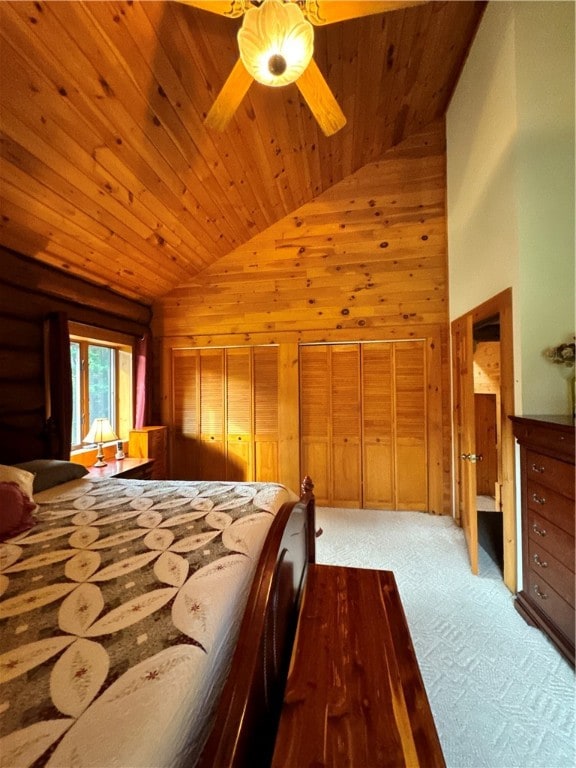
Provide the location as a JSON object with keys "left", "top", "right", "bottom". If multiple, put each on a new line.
{"left": 315, "top": 507, "right": 575, "bottom": 768}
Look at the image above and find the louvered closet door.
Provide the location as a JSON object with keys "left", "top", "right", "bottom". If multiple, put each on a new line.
{"left": 331, "top": 345, "right": 361, "bottom": 508}
{"left": 172, "top": 346, "right": 280, "bottom": 482}
{"left": 362, "top": 343, "right": 394, "bottom": 508}
{"left": 300, "top": 346, "right": 330, "bottom": 504}
{"left": 253, "top": 346, "right": 279, "bottom": 481}
{"left": 172, "top": 350, "right": 199, "bottom": 480}
{"left": 199, "top": 350, "right": 226, "bottom": 480}
{"left": 394, "top": 341, "right": 427, "bottom": 509}
{"left": 301, "top": 341, "right": 428, "bottom": 509}
{"left": 226, "top": 348, "right": 252, "bottom": 481}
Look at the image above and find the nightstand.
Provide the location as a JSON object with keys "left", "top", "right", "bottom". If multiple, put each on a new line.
{"left": 86, "top": 457, "right": 155, "bottom": 480}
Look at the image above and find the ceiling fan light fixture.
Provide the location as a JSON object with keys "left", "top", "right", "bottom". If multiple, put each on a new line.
{"left": 238, "top": 0, "right": 314, "bottom": 87}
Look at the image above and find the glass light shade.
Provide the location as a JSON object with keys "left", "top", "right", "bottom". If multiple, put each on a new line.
{"left": 83, "top": 418, "right": 118, "bottom": 445}
{"left": 238, "top": 0, "right": 314, "bottom": 87}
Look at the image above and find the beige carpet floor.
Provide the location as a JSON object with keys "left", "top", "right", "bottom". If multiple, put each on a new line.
{"left": 315, "top": 506, "right": 575, "bottom": 768}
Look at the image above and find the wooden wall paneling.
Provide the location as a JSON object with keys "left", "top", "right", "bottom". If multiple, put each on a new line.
{"left": 393, "top": 341, "right": 428, "bottom": 509}
{"left": 41, "top": 2, "right": 238, "bottom": 251}
{"left": 0, "top": 16, "right": 201, "bottom": 297}
{"left": 473, "top": 341, "right": 500, "bottom": 393}
{"left": 154, "top": 123, "right": 449, "bottom": 340}
{"left": 330, "top": 344, "right": 362, "bottom": 508}
{"left": 253, "top": 346, "right": 279, "bottom": 483}
{"left": 362, "top": 342, "right": 394, "bottom": 508}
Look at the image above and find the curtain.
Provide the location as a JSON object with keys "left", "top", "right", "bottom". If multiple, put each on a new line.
{"left": 44, "top": 312, "right": 72, "bottom": 459}
{"left": 134, "top": 332, "right": 152, "bottom": 428}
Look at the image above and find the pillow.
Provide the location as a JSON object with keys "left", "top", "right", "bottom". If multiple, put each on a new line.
{"left": 0, "top": 464, "right": 35, "bottom": 501}
{"left": 0, "top": 481, "right": 37, "bottom": 541}
{"left": 14, "top": 460, "right": 89, "bottom": 493}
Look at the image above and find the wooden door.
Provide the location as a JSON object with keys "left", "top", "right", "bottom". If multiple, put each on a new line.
{"left": 225, "top": 348, "right": 252, "bottom": 481}
{"left": 199, "top": 350, "right": 226, "bottom": 480}
{"left": 253, "top": 346, "right": 279, "bottom": 482}
{"left": 300, "top": 345, "right": 331, "bottom": 505}
{"left": 452, "top": 316, "right": 479, "bottom": 574}
{"left": 474, "top": 394, "right": 498, "bottom": 497}
{"left": 362, "top": 343, "right": 394, "bottom": 508}
{"left": 394, "top": 341, "right": 428, "bottom": 509}
{"left": 302, "top": 341, "right": 427, "bottom": 509}
{"left": 172, "top": 346, "right": 280, "bottom": 483}
{"left": 330, "top": 345, "right": 361, "bottom": 508}
{"left": 172, "top": 349, "right": 200, "bottom": 480}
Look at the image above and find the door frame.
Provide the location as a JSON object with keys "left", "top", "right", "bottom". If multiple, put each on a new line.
{"left": 451, "top": 289, "right": 516, "bottom": 591}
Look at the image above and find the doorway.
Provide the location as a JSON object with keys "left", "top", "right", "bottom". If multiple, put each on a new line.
{"left": 451, "top": 289, "right": 516, "bottom": 591}
{"left": 473, "top": 315, "right": 503, "bottom": 574}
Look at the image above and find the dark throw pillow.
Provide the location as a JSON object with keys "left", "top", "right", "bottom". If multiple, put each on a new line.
{"left": 14, "top": 460, "right": 89, "bottom": 493}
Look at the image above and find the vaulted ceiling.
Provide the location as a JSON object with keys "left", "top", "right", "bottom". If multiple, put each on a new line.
{"left": 0, "top": 1, "right": 486, "bottom": 303}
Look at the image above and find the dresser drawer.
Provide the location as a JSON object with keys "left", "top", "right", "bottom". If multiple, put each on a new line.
{"left": 527, "top": 539, "right": 574, "bottom": 607}
{"left": 525, "top": 570, "right": 575, "bottom": 643}
{"left": 528, "top": 510, "right": 575, "bottom": 568}
{"left": 526, "top": 450, "right": 575, "bottom": 499}
{"left": 515, "top": 421, "right": 575, "bottom": 462}
{"left": 527, "top": 480, "right": 575, "bottom": 536}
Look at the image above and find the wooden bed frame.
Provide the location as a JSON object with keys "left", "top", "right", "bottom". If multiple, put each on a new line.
{"left": 198, "top": 476, "right": 316, "bottom": 768}
{"left": 1, "top": 411, "right": 316, "bottom": 767}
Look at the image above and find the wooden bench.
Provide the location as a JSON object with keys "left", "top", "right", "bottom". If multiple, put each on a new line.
{"left": 271, "top": 564, "right": 445, "bottom": 767}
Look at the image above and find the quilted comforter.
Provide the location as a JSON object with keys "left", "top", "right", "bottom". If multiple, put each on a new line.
{"left": 0, "top": 476, "right": 296, "bottom": 767}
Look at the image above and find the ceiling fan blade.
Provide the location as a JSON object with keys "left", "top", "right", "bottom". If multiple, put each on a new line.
{"left": 296, "top": 58, "right": 346, "bottom": 137}
{"left": 303, "top": 0, "right": 428, "bottom": 25}
{"left": 205, "top": 59, "right": 254, "bottom": 132}
{"left": 175, "top": 0, "right": 249, "bottom": 18}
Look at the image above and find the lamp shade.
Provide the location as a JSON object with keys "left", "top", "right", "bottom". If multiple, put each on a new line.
{"left": 238, "top": 0, "right": 314, "bottom": 87}
{"left": 83, "top": 418, "right": 118, "bottom": 445}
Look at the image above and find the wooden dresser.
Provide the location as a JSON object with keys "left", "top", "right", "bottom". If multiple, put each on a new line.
{"left": 511, "top": 416, "right": 575, "bottom": 665}
{"left": 128, "top": 426, "right": 167, "bottom": 480}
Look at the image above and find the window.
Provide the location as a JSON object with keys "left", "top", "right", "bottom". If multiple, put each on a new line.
{"left": 69, "top": 323, "right": 133, "bottom": 451}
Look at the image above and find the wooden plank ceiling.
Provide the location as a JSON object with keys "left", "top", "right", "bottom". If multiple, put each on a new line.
{"left": 0, "top": 1, "right": 486, "bottom": 303}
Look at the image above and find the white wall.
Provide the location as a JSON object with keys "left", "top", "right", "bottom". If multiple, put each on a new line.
{"left": 447, "top": 1, "right": 575, "bottom": 416}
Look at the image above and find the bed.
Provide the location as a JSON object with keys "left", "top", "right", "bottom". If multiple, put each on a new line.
{"left": 0, "top": 462, "right": 316, "bottom": 768}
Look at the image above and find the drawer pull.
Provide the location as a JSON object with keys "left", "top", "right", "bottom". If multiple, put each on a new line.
{"left": 530, "top": 463, "right": 545, "bottom": 473}
{"left": 531, "top": 493, "right": 546, "bottom": 505}
{"left": 532, "top": 553, "right": 548, "bottom": 568}
{"left": 532, "top": 522, "right": 547, "bottom": 537}
{"left": 533, "top": 584, "right": 548, "bottom": 600}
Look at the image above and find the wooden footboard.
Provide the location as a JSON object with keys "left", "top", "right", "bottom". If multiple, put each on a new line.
{"left": 197, "top": 476, "right": 316, "bottom": 768}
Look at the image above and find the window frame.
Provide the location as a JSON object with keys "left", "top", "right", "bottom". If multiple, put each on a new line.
{"left": 69, "top": 322, "right": 134, "bottom": 451}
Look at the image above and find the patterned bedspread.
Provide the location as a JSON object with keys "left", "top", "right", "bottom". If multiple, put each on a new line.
{"left": 0, "top": 477, "right": 296, "bottom": 768}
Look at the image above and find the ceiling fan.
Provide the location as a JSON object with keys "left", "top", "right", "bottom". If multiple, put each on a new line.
{"left": 178, "top": 0, "right": 427, "bottom": 136}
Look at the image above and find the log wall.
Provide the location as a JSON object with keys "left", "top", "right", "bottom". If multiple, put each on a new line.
{"left": 0, "top": 248, "right": 151, "bottom": 464}
{"left": 155, "top": 121, "right": 452, "bottom": 512}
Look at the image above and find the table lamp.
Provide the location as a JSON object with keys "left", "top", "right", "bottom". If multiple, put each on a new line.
{"left": 83, "top": 417, "right": 118, "bottom": 467}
